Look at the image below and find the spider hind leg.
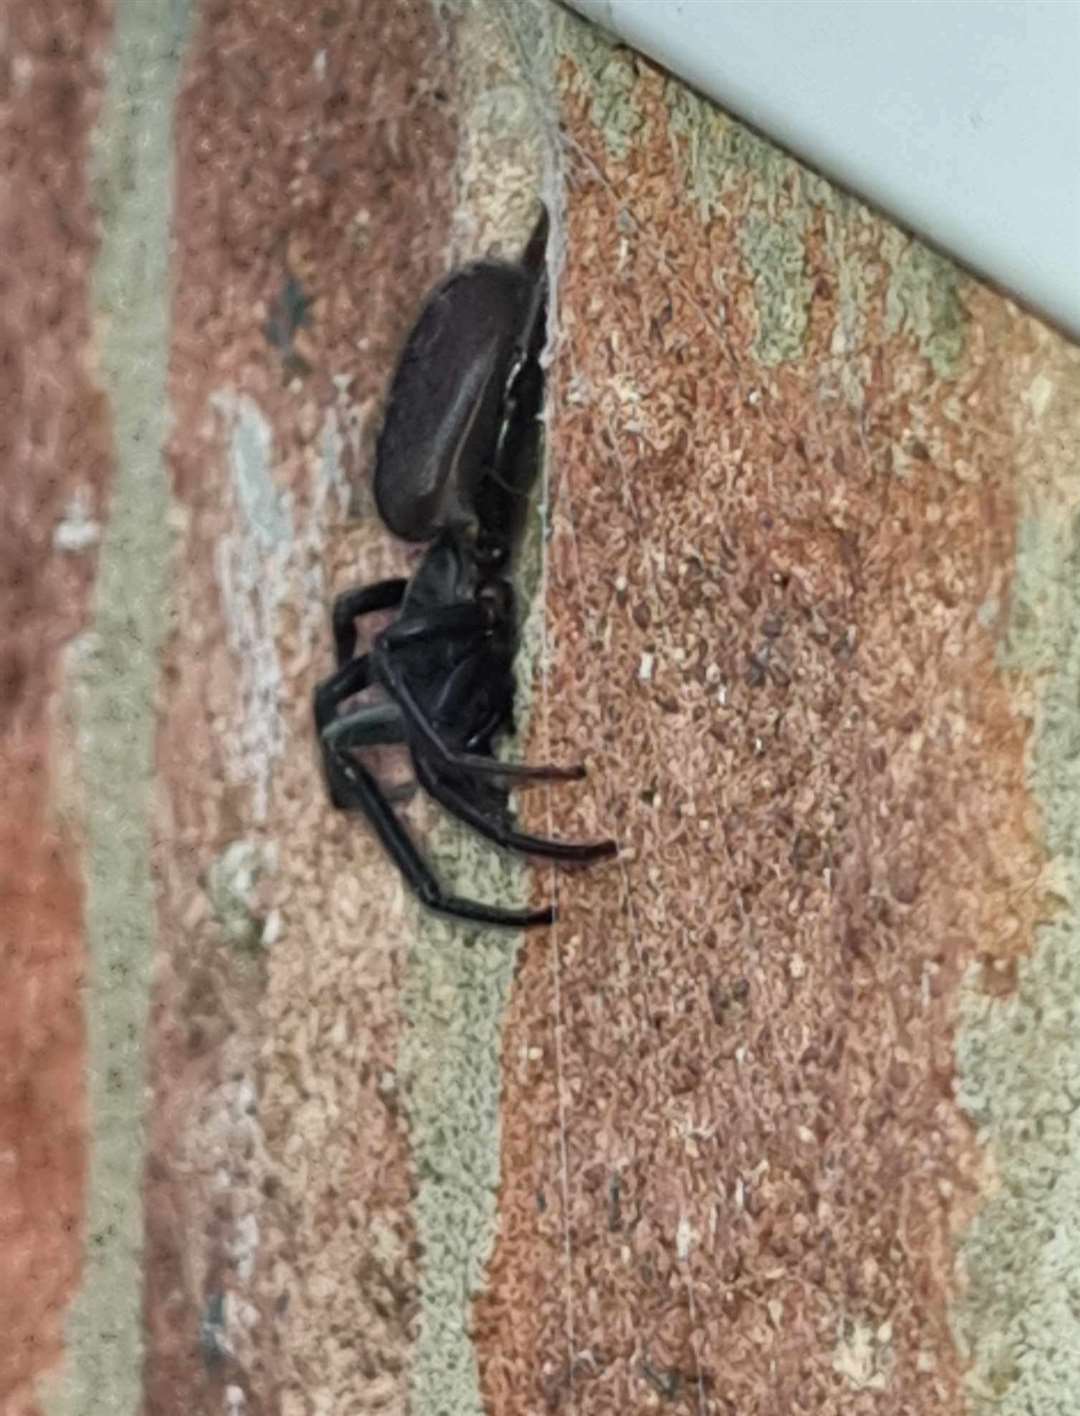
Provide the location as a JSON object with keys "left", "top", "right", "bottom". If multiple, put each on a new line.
{"left": 327, "top": 749, "right": 555, "bottom": 929}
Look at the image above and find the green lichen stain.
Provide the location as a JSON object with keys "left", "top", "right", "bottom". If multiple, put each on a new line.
{"left": 666, "top": 84, "right": 792, "bottom": 220}
{"left": 662, "top": 73, "right": 969, "bottom": 383}
{"left": 664, "top": 80, "right": 820, "bottom": 368}
{"left": 401, "top": 915, "right": 520, "bottom": 1416}
{"left": 738, "top": 213, "right": 812, "bottom": 366}
{"left": 883, "top": 235, "right": 969, "bottom": 379}
{"left": 401, "top": 7, "right": 553, "bottom": 1412}
{"left": 49, "top": 2, "right": 194, "bottom": 1414}
{"left": 557, "top": 7, "right": 646, "bottom": 164}
{"left": 820, "top": 197, "right": 883, "bottom": 410}
{"left": 399, "top": 520, "right": 544, "bottom": 1408}
{"left": 205, "top": 839, "right": 274, "bottom": 952}
{"left": 402, "top": 456, "right": 545, "bottom": 1416}
{"left": 954, "top": 470, "right": 1080, "bottom": 1415}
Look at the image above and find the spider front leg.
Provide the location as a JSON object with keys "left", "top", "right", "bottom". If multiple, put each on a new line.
{"left": 314, "top": 654, "right": 549, "bottom": 921}
{"left": 413, "top": 754, "right": 617, "bottom": 864}
{"left": 331, "top": 578, "right": 407, "bottom": 664}
{"left": 374, "top": 614, "right": 587, "bottom": 784}
{"left": 316, "top": 650, "right": 410, "bottom": 801}
{"left": 322, "top": 698, "right": 417, "bottom": 804}
{"left": 314, "top": 650, "right": 375, "bottom": 735}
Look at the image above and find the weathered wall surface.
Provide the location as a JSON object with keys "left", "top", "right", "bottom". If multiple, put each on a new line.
{"left": 3, "top": 1, "right": 1080, "bottom": 1415}
{"left": 1, "top": 1, "right": 110, "bottom": 1409}
{"left": 483, "top": 14, "right": 1076, "bottom": 1416}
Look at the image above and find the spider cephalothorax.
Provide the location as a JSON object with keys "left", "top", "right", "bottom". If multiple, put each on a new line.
{"left": 314, "top": 205, "right": 615, "bottom": 927}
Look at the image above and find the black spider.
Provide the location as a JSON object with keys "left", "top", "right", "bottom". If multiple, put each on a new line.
{"left": 314, "top": 205, "right": 615, "bottom": 928}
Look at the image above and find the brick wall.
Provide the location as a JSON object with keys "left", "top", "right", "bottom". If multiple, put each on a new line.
{"left": 4, "top": 3, "right": 1079, "bottom": 1414}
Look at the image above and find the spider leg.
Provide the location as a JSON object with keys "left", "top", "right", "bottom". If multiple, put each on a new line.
{"left": 314, "top": 653, "right": 383, "bottom": 806}
{"left": 429, "top": 651, "right": 519, "bottom": 761}
{"left": 382, "top": 780, "right": 419, "bottom": 805}
{"left": 322, "top": 699, "right": 416, "bottom": 804}
{"left": 332, "top": 578, "right": 407, "bottom": 664}
{"left": 429, "top": 652, "right": 571, "bottom": 788}
{"left": 314, "top": 652, "right": 374, "bottom": 735}
{"left": 389, "top": 659, "right": 585, "bottom": 783}
{"left": 316, "top": 658, "right": 415, "bottom": 802}
{"left": 374, "top": 634, "right": 586, "bottom": 784}
{"left": 414, "top": 754, "right": 618, "bottom": 864}
{"left": 323, "top": 699, "right": 405, "bottom": 752}
{"left": 327, "top": 751, "right": 555, "bottom": 929}
{"left": 378, "top": 602, "right": 490, "bottom": 649}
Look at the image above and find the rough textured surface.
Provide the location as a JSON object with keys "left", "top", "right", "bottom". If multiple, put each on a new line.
{"left": 0, "top": 1, "right": 110, "bottom": 1410}
{"left": 143, "top": 3, "right": 456, "bottom": 1413}
{"left": 7, "top": 1, "right": 1080, "bottom": 1413}
{"left": 397, "top": 8, "right": 561, "bottom": 1416}
{"left": 476, "top": 10, "right": 1064, "bottom": 1416}
{"left": 953, "top": 330, "right": 1080, "bottom": 1414}
{"left": 51, "top": 5, "right": 193, "bottom": 1412}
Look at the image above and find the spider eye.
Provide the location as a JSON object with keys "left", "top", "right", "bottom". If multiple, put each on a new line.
{"left": 477, "top": 581, "right": 511, "bottom": 624}
{"left": 474, "top": 532, "right": 509, "bottom": 569}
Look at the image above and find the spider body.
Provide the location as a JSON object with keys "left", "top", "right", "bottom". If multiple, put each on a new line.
{"left": 314, "top": 206, "right": 615, "bottom": 928}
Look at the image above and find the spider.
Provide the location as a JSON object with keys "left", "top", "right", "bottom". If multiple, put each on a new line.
{"left": 314, "top": 205, "right": 616, "bottom": 928}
